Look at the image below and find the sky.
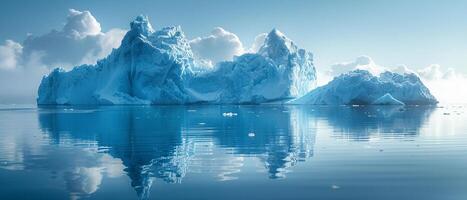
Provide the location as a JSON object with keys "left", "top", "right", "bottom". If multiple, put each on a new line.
{"left": 0, "top": 0, "right": 466, "bottom": 103}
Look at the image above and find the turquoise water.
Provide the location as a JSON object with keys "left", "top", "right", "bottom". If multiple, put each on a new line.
{"left": 0, "top": 105, "right": 466, "bottom": 200}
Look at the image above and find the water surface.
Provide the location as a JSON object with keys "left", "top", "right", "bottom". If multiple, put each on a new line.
{"left": 0, "top": 105, "right": 466, "bottom": 200}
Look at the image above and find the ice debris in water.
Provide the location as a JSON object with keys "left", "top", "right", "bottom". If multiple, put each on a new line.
{"left": 222, "top": 112, "right": 237, "bottom": 117}
{"left": 248, "top": 132, "right": 255, "bottom": 137}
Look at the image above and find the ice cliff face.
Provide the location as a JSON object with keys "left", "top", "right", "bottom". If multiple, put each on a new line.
{"left": 37, "top": 16, "right": 317, "bottom": 105}
{"left": 291, "top": 70, "right": 438, "bottom": 105}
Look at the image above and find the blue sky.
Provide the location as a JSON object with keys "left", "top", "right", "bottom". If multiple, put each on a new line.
{"left": 1, "top": 0, "right": 467, "bottom": 73}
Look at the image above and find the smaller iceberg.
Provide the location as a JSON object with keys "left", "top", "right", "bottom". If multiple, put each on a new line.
{"left": 372, "top": 93, "right": 405, "bottom": 105}
{"left": 291, "top": 70, "right": 438, "bottom": 105}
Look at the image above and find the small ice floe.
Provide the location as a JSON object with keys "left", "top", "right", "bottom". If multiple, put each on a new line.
{"left": 187, "top": 109, "right": 197, "bottom": 112}
{"left": 222, "top": 112, "right": 238, "bottom": 117}
{"left": 248, "top": 132, "right": 255, "bottom": 137}
{"left": 331, "top": 185, "right": 340, "bottom": 190}
{"left": 198, "top": 122, "right": 206, "bottom": 125}
{"left": 64, "top": 108, "right": 74, "bottom": 111}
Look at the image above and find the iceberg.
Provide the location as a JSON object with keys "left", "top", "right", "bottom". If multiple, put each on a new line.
{"left": 291, "top": 70, "right": 438, "bottom": 105}
{"left": 37, "top": 16, "right": 317, "bottom": 105}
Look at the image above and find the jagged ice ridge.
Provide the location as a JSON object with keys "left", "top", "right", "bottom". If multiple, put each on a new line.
{"left": 37, "top": 16, "right": 317, "bottom": 105}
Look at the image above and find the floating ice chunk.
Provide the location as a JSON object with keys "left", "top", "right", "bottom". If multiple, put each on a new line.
{"left": 222, "top": 112, "right": 238, "bottom": 117}
{"left": 248, "top": 132, "right": 255, "bottom": 137}
{"left": 331, "top": 185, "right": 340, "bottom": 190}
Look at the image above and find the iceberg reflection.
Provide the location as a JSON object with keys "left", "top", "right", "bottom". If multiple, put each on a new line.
{"left": 31, "top": 105, "right": 434, "bottom": 199}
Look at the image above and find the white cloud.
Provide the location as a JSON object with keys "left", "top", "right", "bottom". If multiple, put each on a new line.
{"left": 21, "top": 9, "right": 125, "bottom": 68}
{"left": 391, "top": 64, "right": 416, "bottom": 75}
{"left": 416, "top": 64, "right": 456, "bottom": 80}
{"left": 248, "top": 33, "right": 267, "bottom": 53}
{"left": 416, "top": 65, "right": 467, "bottom": 104}
{"left": 190, "top": 27, "right": 244, "bottom": 64}
{"left": 0, "top": 40, "right": 22, "bottom": 70}
{"left": 64, "top": 9, "right": 102, "bottom": 38}
{"left": 328, "top": 55, "right": 386, "bottom": 76}
{"left": 79, "top": 28, "right": 126, "bottom": 64}
{"left": 0, "top": 9, "right": 126, "bottom": 103}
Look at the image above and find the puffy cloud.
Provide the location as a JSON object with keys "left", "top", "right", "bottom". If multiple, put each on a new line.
{"left": 416, "top": 64, "right": 457, "bottom": 80}
{"left": 21, "top": 9, "right": 125, "bottom": 68}
{"left": 64, "top": 9, "right": 101, "bottom": 38}
{"left": 328, "top": 55, "right": 386, "bottom": 76}
{"left": 79, "top": 28, "right": 126, "bottom": 65}
{"left": 0, "top": 66, "right": 47, "bottom": 103}
{"left": 0, "top": 9, "right": 126, "bottom": 103}
{"left": 0, "top": 40, "right": 22, "bottom": 70}
{"left": 190, "top": 27, "right": 244, "bottom": 64}
{"left": 248, "top": 33, "right": 267, "bottom": 53}
{"left": 391, "top": 64, "right": 416, "bottom": 75}
{"left": 416, "top": 65, "right": 467, "bottom": 104}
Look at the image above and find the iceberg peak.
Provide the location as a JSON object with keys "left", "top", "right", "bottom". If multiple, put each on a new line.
{"left": 130, "top": 15, "right": 154, "bottom": 37}
{"left": 258, "top": 28, "right": 298, "bottom": 61}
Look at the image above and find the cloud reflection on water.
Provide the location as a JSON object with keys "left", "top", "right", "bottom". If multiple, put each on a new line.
{"left": 0, "top": 105, "right": 434, "bottom": 199}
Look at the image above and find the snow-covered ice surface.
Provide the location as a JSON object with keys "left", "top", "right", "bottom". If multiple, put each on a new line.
{"left": 372, "top": 93, "right": 405, "bottom": 105}
{"left": 37, "top": 16, "right": 316, "bottom": 105}
{"left": 291, "top": 70, "right": 438, "bottom": 105}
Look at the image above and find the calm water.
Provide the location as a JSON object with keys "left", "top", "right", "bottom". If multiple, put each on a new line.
{"left": 0, "top": 105, "right": 466, "bottom": 200}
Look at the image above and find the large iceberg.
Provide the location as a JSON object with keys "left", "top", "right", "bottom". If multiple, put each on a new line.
{"left": 37, "top": 16, "right": 317, "bottom": 105}
{"left": 291, "top": 70, "right": 438, "bottom": 105}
